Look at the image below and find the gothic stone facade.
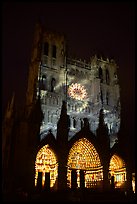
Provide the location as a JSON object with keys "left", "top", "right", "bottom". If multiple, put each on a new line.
{"left": 3, "top": 22, "right": 129, "bottom": 196}
{"left": 26, "top": 22, "right": 121, "bottom": 148}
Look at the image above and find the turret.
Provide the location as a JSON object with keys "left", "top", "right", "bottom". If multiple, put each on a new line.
{"left": 28, "top": 95, "right": 44, "bottom": 144}
{"left": 57, "top": 100, "right": 70, "bottom": 146}
{"left": 96, "top": 109, "right": 110, "bottom": 149}
{"left": 56, "top": 100, "right": 70, "bottom": 190}
{"left": 96, "top": 109, "right": 110, "bottom": 190}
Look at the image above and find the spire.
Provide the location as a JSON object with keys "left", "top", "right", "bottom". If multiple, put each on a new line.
{"left": 96, "top": 109, "right": 110, "bottom": 148}
{"left": 57, "top": 100, "right": 69, "bottom": 191}
{"left": 60, "top": 100, "right": 67, "bottom": 118}
{"left": 57, "top": 100, "right": 70, "bottom": 144}
{"left": 29, "top": 95, "right": 44, "bottom": 125}
{"left": 57, "top": 100, "right": 70, "bottom": 130}
{"left": 96, "top": 109, "right": 110, "bottom": 191}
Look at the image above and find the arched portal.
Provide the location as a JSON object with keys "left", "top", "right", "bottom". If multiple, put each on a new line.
{"left": 35, "top": 144, "right": 58, "bottom": 189}
{"left": 109, "top": 154, "right": 126, "bottom": 188}
{"left": 67, "top": 138, "right": 103, "bottom": 189}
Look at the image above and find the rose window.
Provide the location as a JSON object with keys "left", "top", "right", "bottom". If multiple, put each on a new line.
{"left": 68, "top": 83, "right": 87, "bottom": 100}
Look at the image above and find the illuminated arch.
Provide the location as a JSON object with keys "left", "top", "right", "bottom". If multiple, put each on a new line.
{"left": 109, "top": 154, "right": 126, "bottom": 188}
{"left": 35, "top": 144, "right": 58, "bottom": 188}
{"left": 67, "top": 138, "right": 103, "bottom": 188}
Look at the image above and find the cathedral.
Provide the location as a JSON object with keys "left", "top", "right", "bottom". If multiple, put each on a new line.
{"left": 27, "top": 22, "right": 121, "bottom": 148}
{"left": 2, "top": 21, "right": 134, "bottom": 200}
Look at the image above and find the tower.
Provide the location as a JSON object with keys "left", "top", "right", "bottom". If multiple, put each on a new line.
{"left": 30, "top": 22, "right": 121, "bottom": 148}
{"left": 3, "top": 22, "right": 132, "bottom": 200}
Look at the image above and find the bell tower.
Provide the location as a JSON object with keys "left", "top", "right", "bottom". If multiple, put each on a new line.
{"left": 26, "top": 20, "right": 43, "bottom": 108}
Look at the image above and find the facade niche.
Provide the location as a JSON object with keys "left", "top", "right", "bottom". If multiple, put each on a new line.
{"left": 81, "top": 119, "right": 84, "bottom": 129}
{"left": 73, "top": 118, "right": 76, "bottom": 128}
{"left": 99, "top": 67, "right": 103, "bottom": 83}
{"left": 106, "top": 69, "right": 110, "bottom": 85}
{"left": 106, "top": 91, "right": 109, "bottom": 105}
{"left": 40, "top": 75, "right": 46, "bottom": 90}
{"left": 51, "top": 78, "right": 56, "bottom": 92}
{"left": 100, "top": 90, "right": 103, "bottom": 104}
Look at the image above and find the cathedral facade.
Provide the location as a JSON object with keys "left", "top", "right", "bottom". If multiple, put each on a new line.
{"left": 26, "top": 22, "right": 125, "bottom": 192}
{"left": 3, "top": 21, "right": 133, "bottom": 198}
{"left": 26, "top": 22, "right": 121, "bottom": 148}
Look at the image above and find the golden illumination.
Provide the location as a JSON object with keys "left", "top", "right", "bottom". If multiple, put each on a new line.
{"left": 132, "top": 173, "right": 135, "bottom": 193}
{"left": 35, "top": 144, "right": 58, "bottom": 188}
{"left": 68, "top": 83, "right": 87, "bottom": 100}
{"left": 67, "top": 138, "right": 103, "bottom": 188}
{"left": 109, "top": 154, "right": 126, "bottom": 188}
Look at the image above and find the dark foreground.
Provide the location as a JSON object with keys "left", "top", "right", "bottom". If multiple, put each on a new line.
{"left": 3, "top": 189, "right": 135, "bottom": 203}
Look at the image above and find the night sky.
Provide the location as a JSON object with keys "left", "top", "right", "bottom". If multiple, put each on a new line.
{"left": 2, "top": 2, "right": 135, "bottom": 167}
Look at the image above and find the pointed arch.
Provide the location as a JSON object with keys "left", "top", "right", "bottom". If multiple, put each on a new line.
{"left": 35, "top": 144, "right": 58, "bottom": 189}
{"left": 109, "top": 154, "right": 126, "bottom": 188}
{"left": 99, "top": 67, "right": 103, "bottom": 83}
{"left": 67, "top": 138, "right": 103, "bottom": 188}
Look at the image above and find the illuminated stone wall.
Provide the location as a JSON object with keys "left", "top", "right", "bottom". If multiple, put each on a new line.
{"left": 109, "top": 154, "right": 126, "bottom": 188}
{"left": 37, "top": 30, "right": 120, "bottom": 147}
{"left": 35, "top": 144, "right": 58, "bottom": 188}
{"left": 34, "top": 138, "right": 126, "bottom": 190}
{"left": 67, "top": 138, "right": 103, "bottom": 188}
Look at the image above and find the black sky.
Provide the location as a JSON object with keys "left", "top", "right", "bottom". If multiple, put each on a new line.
{"left": 2, "top": 2, "right": 135, "bottom": 166}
